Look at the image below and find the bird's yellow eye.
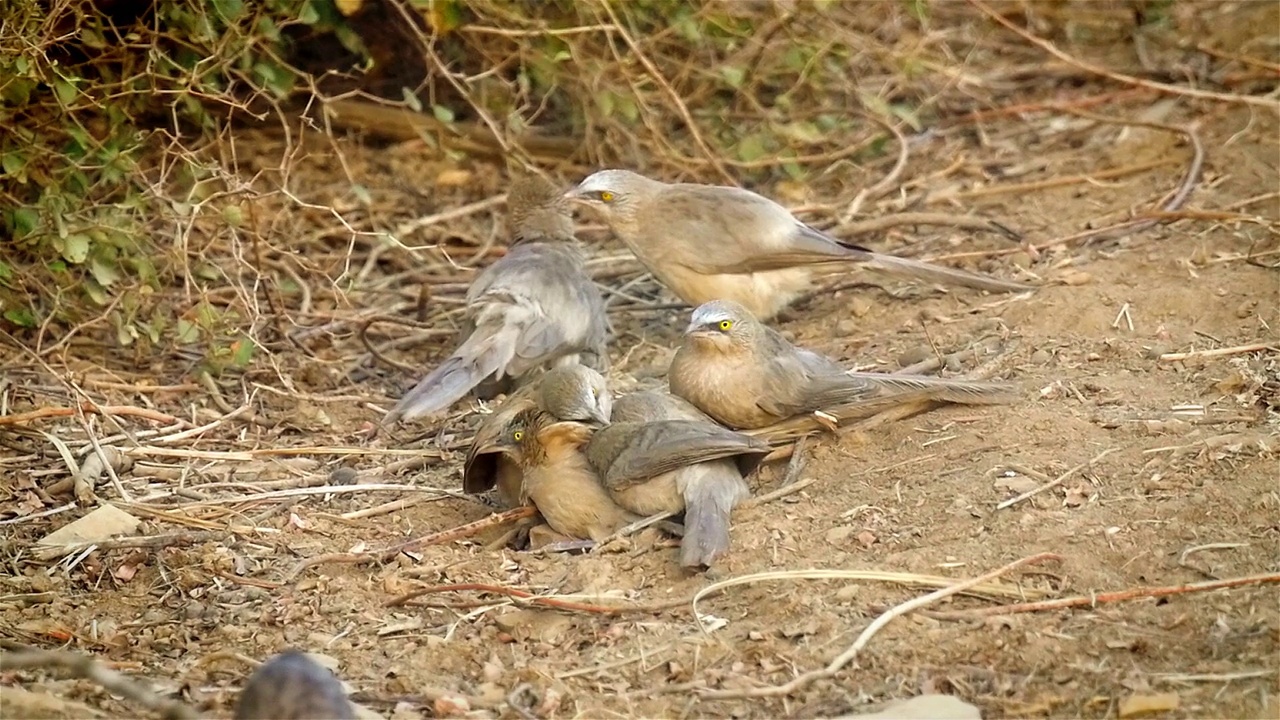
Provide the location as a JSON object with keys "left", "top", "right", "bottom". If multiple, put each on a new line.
{"left": 717, "top": 319, "right": 733, "bottom": 331}
{"left": 599, "top": 190, "right": 615, "bottom": 203}
{"left": 512, "top": 430, "right": 524, "bottom": 442}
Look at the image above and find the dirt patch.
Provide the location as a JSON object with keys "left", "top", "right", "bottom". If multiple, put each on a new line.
{"left": 2, "top": 4, "right": 1278, "bottom": 720}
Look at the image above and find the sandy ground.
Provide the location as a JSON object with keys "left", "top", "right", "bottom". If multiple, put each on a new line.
{"left": 2, "top": 4, "right": 1278, "bottom": 720}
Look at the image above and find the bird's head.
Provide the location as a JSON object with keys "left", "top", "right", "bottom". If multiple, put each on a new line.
{"left": 506, "top": 173, "right": 574, "bottom": 242}
{"left": 682, "top": 299, "right": 758, "bottom": 353}
{"left": 538, "top": 364, "right": 612, "bottom": 428}
{"left": 564, "top": 169, "right": 659, "bottom": 229}
{"left": 507, "top": 408, "right": 594, "bottom": 466}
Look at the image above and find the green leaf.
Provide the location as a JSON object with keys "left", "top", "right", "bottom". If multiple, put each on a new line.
{"left": 59, "top": 233, "right": 92, "bottom": 264}
{"left": 222, "top": 205, "right": 244, "bottom": 227}
{"left": 90, "top": 257, "right": 121, "bottom": 287}
{"left": 596, "top": 91, "right": 615, "bottom": 118}
{"left": 298, "top": 0, "right": 319, "bottom": 24}
{"left": 431, "top": 104, "right": 455, "bottom": 123}
{"left": 53, "top": 79, "right": 78, "bottom": 106}
{"left": 351, "top": 184, "right": 372, "bottom": 206}
{"left": 402, "top": 88, "right": 423, "bottom": 113}
{"left": 84, "top": 278, "right": 110, "bottom": 305}
{"left": 3, "top": 308, "right": 37, "bottom": 328}
{"left": 231, "top": 337, "right": 256, "bottom": 367}
{"left": 735, "top": 133, "right": 770, "bottom": 163}
{"left": 0, "top": 261, "right": 12, "bottom": 281}
{"left": 176, "top": 319, "right": 200, "bottom": 343}
{"left": 10, "top": 207, "right": 39, "bottom": 237}
{"left": 2, "top": 152, "right": 26, "bottom": 181}
{"left": 720, "top": 66, "right": 745, "bottom": 89}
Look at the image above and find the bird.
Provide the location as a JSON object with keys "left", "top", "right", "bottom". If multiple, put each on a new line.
{"left": 234, "top": 651, "right": 355, "bottom": 720}
{"left": 383, "top": 173, "right": 609, "bottom": 423}
{"left": 495, "top": 407, "right": 640, "bottom": 542}
{"left": 565, "top": 168, "right": 1031, "bottom": 321}
{"left": 669, "top": 299, "right": 1020, "bottom": 430}
{"left": 587, "top": 390, "right": 770, "bottom": 567}
{"left": 464, "top": 364, "right": 612, "bottom": 508}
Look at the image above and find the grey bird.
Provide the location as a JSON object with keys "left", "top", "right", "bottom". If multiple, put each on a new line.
{"left": 669, "top": 299, "right": 1020, "bottom": 430}
{"left": 464, "top": 364, "right": 612, "bottom": 508}
{"left": 588, "top": 390, "right": 768, "bottom": 568}
{"left": 566, "top": 168, "right": 1031, "bottom": 321}
{"left": 235, "top": 651, "right": 355, "bottom": 720}
{"left": 384, "top": 174, "right": 609, "bottom": 423}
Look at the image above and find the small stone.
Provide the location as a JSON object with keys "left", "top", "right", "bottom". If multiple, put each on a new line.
{"left": 1008, "top": 251, "right": 1033, "bottom": 269}
{"left": 897, "top": 345, "right": 932, "bottom": 368}
{"left": 1029, "top": 349, "right": 1051, "bottom": 365}
{"left": 837, "top": 318, "right": 859, "bottom": 335}
{"left": 849, "top": 296, "right": 874, "bottom": 318}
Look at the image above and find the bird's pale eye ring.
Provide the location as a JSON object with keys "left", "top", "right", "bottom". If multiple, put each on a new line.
{"left": 512, "top": 430, "right": 525, "bottom": 442}
{"left": 598, "top": 190, "right": 615, "bottom": 203}
{"left": 717, "top": 319, "right": 733, "bottom": 331}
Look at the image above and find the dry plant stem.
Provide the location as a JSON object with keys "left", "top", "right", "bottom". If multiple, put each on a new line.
{"left": 996, "top": 448, "right": 1118, "bottom": 511}
{"left": 833, "top": 212, "right": 1020, "bottom": 241}
{"left": 0, "top": 646, "right": 199, "bottom": 720}
{"left": 33, "top": 529, "right": 231, "bottom": 561}
{"left": 932, "top": 572, "right": 1280, "bottom": 620}
{"left": 696, "top": 552, "right": 1061, "bottom": 699}
{"left": 283, "top": 506, "right": 538, "bottom": 581}
{"left": 1158, "top": 342, "right": 1279, "bottom": 363}
{"left": 597, "top": 2, "right": 736, "bottom": 185}
{"left": 969, "top": 0, "right": 1280, "bottom": 111}
{"left": 0, "top": 404, "right": 187, "bottom": 427}
{"left": 741, "top": 476, "right": 820, "bottom": 507}
{"left": 385, "top": 583, "right": 690, "bottom": 615}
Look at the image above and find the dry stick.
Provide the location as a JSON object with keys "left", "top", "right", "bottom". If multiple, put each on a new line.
{"left": 839, "top": 115, "right": 909, "bottom": 222}
{"left": 696, "top": 552, "right": 1061, "bottom": 700}
{"left": 33, "top": 529, "right": 232, "bottom": 562}
{"left": 833, "top": 212, "right": 1020, "bottom": 240}
{"left": 0, "top": 646, "right": 199, "bottom": 720}
{"left": 282, "top": 506, "right": 538, "bottom": 582}
{"left": 931, "top": 572, "right": 1280, "bottom": 620}
{"left": 0, "top": 404, "right": 186, "bottom": 427}
{"left": 996, "top": 448, "right": 1118, "bottom": 511}
{"left": 384, "top": 582, "right": 691, "bottom": 615}
{"left": 968, "top": 0, "right": 1280, "bottom": 111}
{"left": 1158, "top": 342, "right": 1279, "bottom": 363}
{"left": 597, "top": 2, "right": 736, "bottom": 185}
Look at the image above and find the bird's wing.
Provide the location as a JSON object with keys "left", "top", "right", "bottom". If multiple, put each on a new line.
{"left": 611, "top": 391, "right": 713, "bottom": 424}
{"left": 645, "top": 185, "right": 848, "bottom": 274}
{"left": 589, "top": 421, "right": 770, "bottom": 490}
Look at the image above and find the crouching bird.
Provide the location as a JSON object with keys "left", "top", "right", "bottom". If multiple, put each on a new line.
{"left": 670, "top": 299, "right": 1020, "bottom": 430}
{"left": 491, "top": 395, "right": 770, "bottom": 568}
{"left": 566, "top": 168, "right": 1031, "bottom": 321}
{"left": 384, "top": 174, "right": 609, "bottom": 424}
{"left": 235, "top": 650, "right": 355, "bottom": 720}
{"left": 463, "top": 364, "right": 611, "bottom": 509}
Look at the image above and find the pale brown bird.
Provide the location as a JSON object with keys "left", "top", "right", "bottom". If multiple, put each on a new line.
{"left": 496, "top": 407, "right": 640, "bottom": 542}
{"left": 566, "top": 169, "right": 1031, "bottom": 321}
{"left": 669, "top": 300, "right": 1019, "bottom": 430}
{"left": 464, "top": 364, "right": 611, "bottom": 508}
{"left": 589, "top": 390, "right": 770, "bottom": 567}
{"left": 384, "top": 174, "right": 609, "bottom": 423}
{"left": 235, "top": 651, "right": 355, "bottom": 720}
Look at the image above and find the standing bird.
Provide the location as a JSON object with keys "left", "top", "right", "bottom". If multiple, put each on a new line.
{"left": 566, "top": 169, "right": 1031, "bottom": 321}
{"left": 669, "top": 300, "right": 1019, "bottom": 430}
{"left": 464, "top": 364, "right": 612, "bottom": 508}
{"left": 588, "top": 390, "right": 769, "bottom": 568}
{"left": 235, "top": 651, "right": 355, "bottom": 720}
{"left": 384, "top": 174, "right": 609, "bottom": 423}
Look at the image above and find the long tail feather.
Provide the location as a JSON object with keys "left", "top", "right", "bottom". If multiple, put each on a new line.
{"left": 384, "top": 322, "right": 522, "bottom": 423}
{"left": 847, "top": 372, "right": 1021, "bottom": 405}
{"left": 856, "top": 250, "right": 1033, "bottom": 294}
{"left": 678, "top": 465, "right": 749, "bottom": 568}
